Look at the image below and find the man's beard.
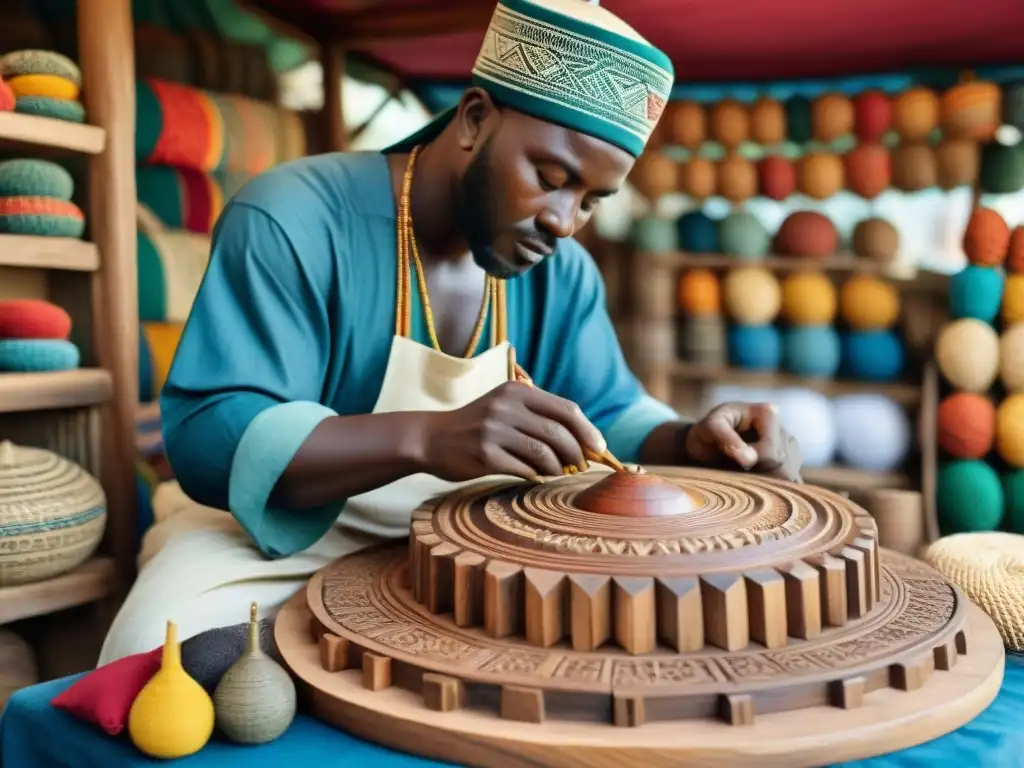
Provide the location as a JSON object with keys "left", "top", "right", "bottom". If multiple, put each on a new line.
{"left": 454, "top": 140, "right": 520, "bottom": 280}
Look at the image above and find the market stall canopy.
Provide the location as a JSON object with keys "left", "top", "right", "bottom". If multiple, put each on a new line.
{"left": 250, "top": 0, "right": 1024, "bottom": 83}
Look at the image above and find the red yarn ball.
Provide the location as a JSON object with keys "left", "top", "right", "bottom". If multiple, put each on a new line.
{"left": 774, "top": 211, "right": 838, "bottom": 258}
{"left": 963, "top": 207, "right": 1010, "bottom": 266}
{"left": 1008, "top": 226, "right": 1024, "bottom": 274}
{"left": 758, "top": 156, "right": 797, "bottom": 201}
{"left": 854, "top": 90, "right": 892, "bottom": 142}
{"left": 844, "top": 144, "right": 891, "bottom": 199}
{"left": 0, "top": 299, "right": 72, "bottom": 340}
{"left": 0, "top": 77, "right": 14, "bottom": 112}
{"left": 937, "top": 392, "right": 996, "bottom": 459}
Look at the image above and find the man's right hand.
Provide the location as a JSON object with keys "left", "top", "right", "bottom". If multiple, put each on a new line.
{"left": 415, "top": 381, "right": 606, "bottom": 481}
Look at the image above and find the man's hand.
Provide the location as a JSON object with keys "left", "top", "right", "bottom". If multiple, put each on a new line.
{"left": 417, "top": 382, "right": 605, "bottom": 481}
{"left": 684, "top": 402, "right": 803, "bottom": 483}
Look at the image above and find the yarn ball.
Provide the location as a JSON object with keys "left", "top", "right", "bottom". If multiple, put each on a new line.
{"left": 8, "top": 74, "right": 80, "bottom": 102}
{"left": 1003, "top": 471, "right": 1024, "bottom": 534}
{"left": 948, "top": 265, "right": 1004, "bottom": 322}
{"left": 0, "top": 196, "right": 85, "bottom": 238}
{"left": 852, "top": 218, "right": 899, "bottom": 263}
{"left": 841, "top": 330, "right": 905, "bottom": 381}
{"left": 797, "top": 152, "right": 844, "bottom": 199}
{"left": 780, "top": 271, "right": 837, "bottom": 324}
{"left": 853, "top": 90, "right": 892, "bottom": 142}
{"left": 936, "top": 460, "right": 1004, "bottom": 534}
{"left": 891, "top": 144, "right": 937, "bottom": 191}
{"left": 892, "top": 87, "right": 940, "bottom": 141}
{"left": 676, "top": 269, "right": 720, "bottom": 315}
{"left": 844, "top": 143, "right": 891, "bottom": 199}
{"left": 717, "top": 154, "right": 757, "bottom": 203}
{"left": 940, "top": 80, "right": 1001, "bottom": 141}
{"left": 839, "top": 275, "right": 900, "bottom": 330}
{"left": 997, "top": 394, "right": 1024, "bottom": 468}
{"left": 728, "top": 324, "right": 782, "bottom": 370}
{"left": 0, "top": 50, "right": 82, "bottom": 86}
{"left": 1003, "top": 274, "right": 1024, "bottom": 324}
{"left": 676, "top": 211, "right": 719, "bottom": 253}
{"left": 938, "top": 392, "right": 996, "bottom": 459}
{"left": 963, "top": 207, "right": 1010, "bottom": 266}
{"left": 710, "top": 100, "right": 749, "bottom": 149}
{"left": 833, "top": 394, "right": 911, "bottom": 471}
{"left": 774, "top": 211, "right": 838, "bottom": 258}
{"left": 630, "top": 152, "right": 678, "bottom": 202}
{"left": 785, "top": 97, "right": 813, "bottom": 143}
{"left": 631, "top": 216, "right": 678, "bottom": 252}
{"left": 1007, "top": 228, "right": 1024, "bottom": 274}
{"left": 935, "top": 318, "right": 1000, "bottom": 392}
{"left": 0, "top": 159, "right": 74, "bottom": 200}
{"left": 1001, "top": 324, "right": 1024, "bottom": 392}
{"left": 14, "top": 96, "right": 85, "bottom": 123}
{"left": 758, "top": 156, "right": 796, "bottom": 201}
{"left": 0, "top": 339, "right": 80, "bottom": 372}
{"left": 781, "top": 325, "right": 841, "bottom": 377}
{"left": 0, "top": 299, "right": 71, "bottom": 340}
{"left": 1004, "top": 84, "right": 1024, "bottom": 131}
{"left": 718, "top": 212, "right": 769, "bottom": 258}
{"left": 0, "top": 78, "right": 14, "bottom": 112}
{"left": 936, "top": 139, "right": 981, "bottom": 190}
{"left": 666, "top": 101, "right": 705, "bottom": 148}
{"left": 812, "top": 93, "right": 855, "bottom": 141}
{"left": 749, "top": 98, "right": 786, "bottom": 145}
{"left": 679, "top": 157, "right": 717, "bottom": 200}
{"left": 979, "top": 141, "right": 1024, "bottom": 194}
{"left": 722, "top": 267, "right": 781, "bottom": 324}
{"left": 773, "top": 388, "right": 837, "bottom": 468}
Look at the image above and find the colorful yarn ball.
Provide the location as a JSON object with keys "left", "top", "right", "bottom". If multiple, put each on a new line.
{"left": 718, "top": 212, "right": 769, "bottom": 258}
{"left": 833, "top": 394, "right": 910, "bottom": 471}
{"left": 1001, "top": 324, "right": 1024, "bottom": 393}
{"left": 780, "top": 271, "right": 837, "bottom": 324}
{"left": 717, "top": 154, "right": 757, "bottom": 203}
{"left": 892, "top": 87, "right": 939, "bottom": 141}
{"left": 679, "top": 157, "right": 716, "bottom": 200}
{"left": 997, "top": 394, "right": 1024, "bottom": 468}
{"left": 844, "top": 143, "right": 890, "bottom": 199}
{"left": 0, "top": 159, "right": 73, "bottom": 200}
{"left": 0, "top": 299, "right": 71, "bottom": 340}
{"left": 852, "top": 218, "right": 899, "bottom": 263}
{"left": 948, "top": 265, "right": 1004, "bottom": 323}
{"left": 722, "top": 267, "right": 781, "bottom": 325}
{"left": 936, "top": 139, "right": 980, "bottom": 190}
{"left": 853, "top": 90, "right": 892, "bottom": 142}
{"left": 1003, "top": 471, "right": 1024, "bottom": 534}
{"left": 938, "top": 393, "right": 996, "bottom": 459}
{"left": 774, "top": 211, "right": 838, "bottom": 258}
{"left": 935, "top": 318, "right": 1000, "bottom": 392}
{"left": 629, "top": 152, "right": 678, "bottom": 202}
{"left": 811, "top": 93, "right": 854, "bottom": 142}
{"left": 979, "top": 141, "right": 1024, "bottom": 194}
{"left": 1003, "top": 274, "right": 1024, "bottom": 325}
{"left": 940, "top": 80, "right": 1001, "bottom": 141}
{"left": 676, "top": 211, "right": 719, "bottom": 253}
{"left": 666, "top": 101, "right": 705, "bottom": 148}
{"left": 1004, "top": 84, "right": 1024, "bottom": 132}
{"left": 781, "top": 325, "right": 841, "bottom": 377}
{"left": 676, "top": 269, "right": 720, "bottom": 315}
{"left": 749, "top": 98, "right": 786, "bottom": 145}
{"left": 758, "top": 156, "right": 796, "bottom": 201}
{"left": 891, "top": 144, "right": 937, "bottom": 191}
{"left": 8, "top": 74, "right": 79, "bottom": 101}
{"left": 785, "top": 97, "right": 813, "bottom": 143}
{"left": 137, "top": 78, "right": 226, "bottom": 174}
{"left": 1007, "top": 227, "right": 1024, "bottom": 274}
{"left": 839, "top": 275, "right": 900, "bottom": 330}
{"left": 0, "top": 196, "right": 85, "bottom": 238}
{"left": 728, "top": 324, "right": 781, "bottom": 370}
{"left": 841, "top": 330, "right": 904, "bottom": 381}
{"left": 0, "top": 50, "right": 81, "bottom": 86}
{"left": 0, "top": 78, "right": 13, "bottom": 112}
{"left": 937, "top": 460, "right": 1004, "bottom": 534}
{"left": 710, "top": 100, "right": 750, "bottom": 149}
{"left": 631, "top": 216, "right": 677, "bottom": 252}
{"left": 14, "top": 97, "right": 85, "bottom": 123}
{"left": 797, "top": 152, "right": 844, "bottom": 199}
{"left": 963, "top": 207, "right": 1010, "bottom": 266}
{"left": 0, "top": 339, "right": 80, "bottom": 372}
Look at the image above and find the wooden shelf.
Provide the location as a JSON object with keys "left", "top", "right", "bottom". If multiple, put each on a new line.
{"left": 804, "top": 465, "right": 914, "bottom": 492}
{"left": 0, "top": 111, "right": 105, "bottom": 155}
{"left": 671, "top": 363, "right": 922, "bottom": 405}
{"left": 0, "top": 369, "right": 112, "bottom": 413}
{"left": 0, "top": 235, "right": 99, "bottom": 272}
{"left": 0, "top": 557, "right": 116, "bottom": 625}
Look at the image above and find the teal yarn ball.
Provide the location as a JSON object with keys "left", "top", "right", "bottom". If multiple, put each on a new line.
{"left": 841, "top": 330, "right": 905, "bottom": 381}
{"left": 135, "top": 166, "right": 183, "bottom": 229}
{"left": 676, "top": 211, "right": 719, "bottom": 253}
{"left": 0, "top": 212, "right": 85, "bottom": 238}
{"left": 937, "top": 460, "right": 1004, "bottom": 534}
{"left": 948, "top": 264, "right": 1004, "bottom": 323}
{"left": 14, "top": 96, "right": 86, "bottom": 123}
{"left": 1003, "top": 470, "right": 1024, "bottom": 534}
{"left": 719, "top": 212, "right": 770, "bottom": 259}
{"left": 0, "top": 339, "right": 80, "bottom": 372}
{"left": 0, "top": 159, "right": 74, "bottom": 200}
{"left": 135, "top": 78, "right": 163, "bottom": 163}
{"left": 136, "top": 228, "right": 167, "bottom": 323}
{"left": 781, "top": 325, "right": 841, "bottom": 377}
{"left": 728, "top": 324, "right": 781, "bottom": 370}
{"left": 786, "top": 96, "right": 813, "bottom": 144}
{"left": 631, "top": 216, "right": 678, "bottom": 252}
{"left": 138, "top": 324, "right": 154, "bottom": 402}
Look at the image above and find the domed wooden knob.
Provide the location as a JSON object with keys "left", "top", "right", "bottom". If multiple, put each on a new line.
{"left": 573, "top": 469, "right": 699, "bottom": 517}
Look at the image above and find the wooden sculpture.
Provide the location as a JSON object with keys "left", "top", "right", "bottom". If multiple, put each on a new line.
{"left": 275, "top": 466, "right": 1006, "bottom": 767}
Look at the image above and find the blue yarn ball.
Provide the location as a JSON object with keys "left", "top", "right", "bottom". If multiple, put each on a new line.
{"left": 781, "top": 325, "right": 841, "bottom": 377}
{"left": 948, "top": 265, "right": 1004, "bottom": 323}
{"left": 0, "top": 339, "right": 80, "bottom": 372}
{"left": 676, "top": 211, "right": 719, "bottom": 253}
{"left": 728, "top": 324, "right": 781, "bottom": 370}
{"left": 841, "top": 330, "right": 905, "bottom": 381}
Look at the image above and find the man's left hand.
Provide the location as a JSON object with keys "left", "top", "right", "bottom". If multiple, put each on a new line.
{"left": 683, "top": 402, "right": 803, "bottom": 483}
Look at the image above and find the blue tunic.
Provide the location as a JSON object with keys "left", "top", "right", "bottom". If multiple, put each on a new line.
{"left": 160, "top": 152, "right": 677, "bottom": 558}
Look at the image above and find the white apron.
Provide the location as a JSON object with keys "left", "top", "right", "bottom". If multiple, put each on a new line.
{"left": 99, "top": 301, "right": 515, "bottom": 666}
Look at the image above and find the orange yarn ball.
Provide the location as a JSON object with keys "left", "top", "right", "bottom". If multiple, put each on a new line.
{"left": 812, "top": 93, "right": 855, "bottom": 141}
{"left": 963, "top": 207, "right": 1010, "bottom": 266}
{"left": 844, "top": 143, "right": 891, "bottom": 199}
{"left": 893, "top": 87, "right": 940, "bottom": 141}
{"left": 839, "top": 275, "right": 900, "bottom": 329}
{"left": 629, "top": 152, "right": 679, "bottom": 202}
{"left": 667, "top": 101, "right": 706, "bottom": 148}
{"left": 749, "top": 98, "right": 786, "bottom": 145}
{"left": 936, "top": 139, "right": 980, "bottom": 190}
{"left": 677, "top": 269, "right": 720, "bottom": 315}
{"left": 711, "top": 100, "right": 750, "bottom": 149}
{"left": 937, "top": 392, "right": 996, "bottom": 459}
{"left": 1007, "top": 227, "right": 1024, "bottom": 274}
{"left": 940, "top": 80, "right": 1001, "bottom": 141}
{"left": 891, "top": 144, "right": 937, "bottom": 191}
{"left": 798, "top": 152, "right": 844, "bottom": 199}
{"left": 679, "top": 157, "right": 716, "bottom": 199}
{"left": 717, "top": 154, "right": 757, "bottom": 203}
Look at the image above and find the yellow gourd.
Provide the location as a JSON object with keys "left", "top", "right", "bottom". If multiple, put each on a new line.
{"left": 128, "top": 620, "right": 215, "bottom": 758}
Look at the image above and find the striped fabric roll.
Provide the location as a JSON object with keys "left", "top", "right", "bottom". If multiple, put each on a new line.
{"left": 136, "top": 203, "right": 211, "bottom": 324}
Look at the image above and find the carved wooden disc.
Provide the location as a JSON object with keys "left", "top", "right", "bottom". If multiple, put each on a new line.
{"left": 572, "top": 470, "right": 700, "bottom": 517}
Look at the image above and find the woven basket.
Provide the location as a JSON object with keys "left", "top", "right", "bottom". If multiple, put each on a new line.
{"left": 0, "top": 441, "right": 106, "bottom": 586}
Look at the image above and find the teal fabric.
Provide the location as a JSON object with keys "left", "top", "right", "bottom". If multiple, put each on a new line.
{"left": 161, "top": 152, "right": 675, "bottom": 558}
{"left": 1, "top": 655, "right": 1022, "bottom": 766}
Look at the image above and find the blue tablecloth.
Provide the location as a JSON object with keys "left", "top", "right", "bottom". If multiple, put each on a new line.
{"left": 2, "top": 654, "right": 1022, "bottom": 768}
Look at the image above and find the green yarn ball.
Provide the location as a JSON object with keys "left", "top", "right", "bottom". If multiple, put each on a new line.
{"left": 785, "top": 97, "right": 813, "bottom": 144}
{"left": 0, "top": 49, "right": 81, "bottom": 85}
{"left": 1003, "top": 83, "right": 1024, "bottom": 132}
{"left": 719, "top": 212, "right": 770, "bottom": 258}
{"left": 937, "top": 460, "right": 1004, "bottom": 535}
{"left": 979, "top": 142, "right": 1024, "bottom": 194}
{"left": 0, "top": 214, "right": 84, "bottom": 238}
{"left": 631, "top": 216, "right": 678, "bottom": 252}
{"left": 0, "top": 159, "right": 74, "bottom": 201}
{"left": 1002, "top": 470, "right": 1024, "bottom": 534}
{"left": 14, "top": 96, "right": 85, "bottom": 123}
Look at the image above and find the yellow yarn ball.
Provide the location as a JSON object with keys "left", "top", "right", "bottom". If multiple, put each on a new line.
{"left": 839, "top": 275, "right": 900, "bottom": 329}
{"left": 722, "top": 267, "right": 781, "bottom": 325}
{"left": 997, "top": 394, "right": 1024, "bottom": 467}
{"left": 780, "top": 271, "right": 837, "bottom": 324}
{"left": 1002, "top": 324, "right": 1024, "bottom": 393}
{"left": 936, "top": 318, "right": 1001, "bottom": 392}
{"left": 1003, "top": 274, "right": 1024, "bottom": 325}
{"left": 7, "top": 73, "right": 79, "bottom": 101}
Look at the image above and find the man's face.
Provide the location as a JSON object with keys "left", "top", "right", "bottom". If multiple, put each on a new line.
{"left": 454, "top": 108, "right": 634, "bottom": 279}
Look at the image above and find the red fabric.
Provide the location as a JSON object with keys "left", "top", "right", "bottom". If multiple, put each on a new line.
{"left": 0, "top": 299, "right": 72, "bottom": 340}
{"left": 176, "top": 168, "right": 214, "bottom": 235}
{"left": 50, "top": 648, "right": 162, "bottom": 736}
